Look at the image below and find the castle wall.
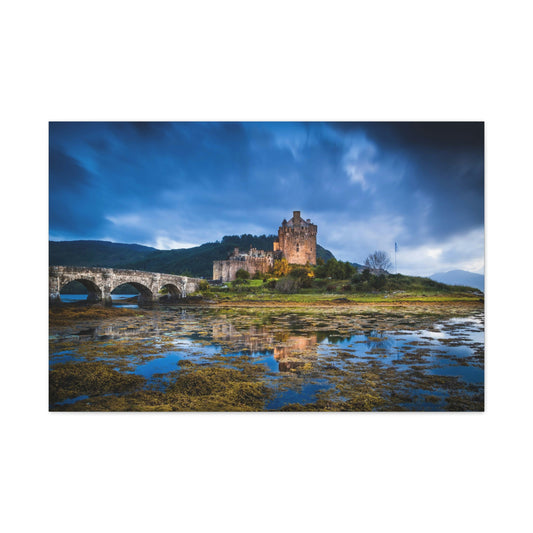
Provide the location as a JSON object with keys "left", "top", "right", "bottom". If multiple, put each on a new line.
{"left": 213, "top": 256, "right": 274, "bottom": 282}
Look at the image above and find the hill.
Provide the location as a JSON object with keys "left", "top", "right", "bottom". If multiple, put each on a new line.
{"left": 430, "top": 270, "right": 484, "bottom": 292}
{"left": 49, "top": 236, "right": 335, "bottom": 279}
{"left": 49, "top": 240, "right": 156, "bottom": 268}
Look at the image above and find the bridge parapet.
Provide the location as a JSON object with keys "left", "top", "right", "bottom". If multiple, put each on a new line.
{"left": 49, "top": 266, "right": 202, "bottom": 305}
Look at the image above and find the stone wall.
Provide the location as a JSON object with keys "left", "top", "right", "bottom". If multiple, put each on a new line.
{"left": 213, "top": 256, "right": 274, "bottom": 282}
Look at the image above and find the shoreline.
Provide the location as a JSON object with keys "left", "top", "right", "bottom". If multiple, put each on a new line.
{"left": 49, "top": 298, "right": 484, "bottom": 329}
{"left": 50, "top": 296, "right": 484, "bottom": 310}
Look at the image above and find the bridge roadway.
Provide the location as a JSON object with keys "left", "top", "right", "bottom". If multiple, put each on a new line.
{"left": 49, "top": 266, "right": 202, "bottom": 306}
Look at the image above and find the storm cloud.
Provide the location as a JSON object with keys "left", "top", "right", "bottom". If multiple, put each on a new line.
{"left": 49, "top": 121, "right": 484, "bottom": 276}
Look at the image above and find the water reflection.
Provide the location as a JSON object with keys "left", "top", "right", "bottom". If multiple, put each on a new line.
{"left": 211, "top": 323, "right": 318, "bottom": 372}
{"left": 49, "top": 306, "right": 485, "bottom": 410}
{"left": 58, "top": 313, "right": 484, "bottom": 380}
{"left": 211, "top": 323, "right": 275, "bottom": 354}
{"left": 60, "top": 294, "right": 139, "bottom": 307}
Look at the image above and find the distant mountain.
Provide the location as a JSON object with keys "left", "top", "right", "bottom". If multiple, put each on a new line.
{"left": 430, "top": 270, "right": 484, "bottom": 292}
{"left": 49, "top": 240, "right": 156, "bottom": 268}
{"left": 316, "top": 245, "right": 335, "bottom": 263}
{"left": 49, "top": 236, "right": 335, "bottom": 279}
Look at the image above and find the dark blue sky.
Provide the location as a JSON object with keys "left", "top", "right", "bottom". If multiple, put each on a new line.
{"left": 49, "top": 122, "right": 484, "bottom": 275}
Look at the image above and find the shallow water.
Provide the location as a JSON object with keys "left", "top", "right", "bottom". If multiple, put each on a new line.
{"left": 60, "top": 294, "right": 139, "bottom": 308}
{"left": 49, "top": 305, "right": 484, "bottom": 411}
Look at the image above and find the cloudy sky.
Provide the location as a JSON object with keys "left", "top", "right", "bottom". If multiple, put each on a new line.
{"left": 49, "top": 122, "right": 484, "bottom": 276}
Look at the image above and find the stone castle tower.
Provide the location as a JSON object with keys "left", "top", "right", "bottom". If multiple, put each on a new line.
{"left": 274, "top": 210, "right": 317, "bottom": 265}
{"left": 213, "top": 210, "right": 317, "bottom": 281}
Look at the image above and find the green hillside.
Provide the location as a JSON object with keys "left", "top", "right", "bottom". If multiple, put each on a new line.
{"left": 124, "top": 234, "right": 335, "bottom": 278}
{"left": 49, "top": 236, "right": 336, "bottom": 279}
{"left": 49, "top": 240, "right": 156, "bottom": 268}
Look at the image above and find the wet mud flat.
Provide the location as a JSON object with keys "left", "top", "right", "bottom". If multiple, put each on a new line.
{"left": 49, "top": 301, "right": 484, "bottom": 411}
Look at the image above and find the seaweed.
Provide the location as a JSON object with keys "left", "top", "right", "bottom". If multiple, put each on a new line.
{"left": 49, "top": 361, "right": 145, "bottom": 405}
{"left": 54, "top": 363, "right": 271, "bottom": 411}
{"left": 49, "top": 301, "right": 484, "bottom": 411}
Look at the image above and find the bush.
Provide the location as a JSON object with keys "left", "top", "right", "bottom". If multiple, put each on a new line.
{"left": 301, "top": 276, "right": 314, "bottom": 289}
{"left": 372, "top": 275, "right": 386, "bottom": 289}
{"left": 276, "top": 277, "right": 301, "bottom": 294}
{"left": 272, "top": 258, "right": 290, "bottom": 277}
{"left": 235, "top": 268, "right": 250, "bottom": 281}
{"left": 198, "top": 280, "right": 211, "bottom": 292}
{"left": 349, "top": 279, "right": 370, "bottom": 292}
{"left": 289, "top": 266, "right": 314, "bottom": 288}
{"left": 233, "top": 284, "right": 254, "bottom": 293}
{"left": 265, "top": 279, "right": 277, "bottom": 289}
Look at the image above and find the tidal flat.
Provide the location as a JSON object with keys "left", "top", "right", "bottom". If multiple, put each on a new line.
{"left": 49, "top": 301, "right": 484, "bottom": 411}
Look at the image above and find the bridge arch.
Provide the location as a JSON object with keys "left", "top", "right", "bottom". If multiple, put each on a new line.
{"left": 59, "top": 278, "right": 102, "bottom": 303}
{"left": 158, "top": 282, "right": 185, "bottom": 301}
{"left": 49, "top": 267, "right": 202, "bottom": 306}
{"left": 111, "top": 281, "right": 154, "bottom": 306}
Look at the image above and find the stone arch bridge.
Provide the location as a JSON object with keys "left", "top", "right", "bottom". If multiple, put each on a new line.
{"left": 49, "top": 266, "right": 203, "bottom": 306}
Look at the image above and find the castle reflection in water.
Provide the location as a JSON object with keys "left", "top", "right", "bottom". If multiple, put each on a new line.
{"left": 211, "top": 323, "right": 317, "bottom": 371}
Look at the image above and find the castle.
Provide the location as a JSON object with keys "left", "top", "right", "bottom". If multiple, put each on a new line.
{"left": 213, "top": 211, "right": 317, "bottom": 282}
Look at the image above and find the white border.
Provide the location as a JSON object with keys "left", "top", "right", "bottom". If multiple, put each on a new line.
{"left": 3, "top": 2, "right": 532, "bottom": 532}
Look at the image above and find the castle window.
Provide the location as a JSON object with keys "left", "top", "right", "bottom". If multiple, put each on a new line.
{"left": 296, "top": 243, "right": 300, "bottom": 252}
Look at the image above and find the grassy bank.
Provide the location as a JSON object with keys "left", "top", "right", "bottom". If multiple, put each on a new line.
{"left": 204, "top": 291, "right": 482, "bottom": 304}
{"left": 195, "top": 276, "right": 483, "bottom": 305}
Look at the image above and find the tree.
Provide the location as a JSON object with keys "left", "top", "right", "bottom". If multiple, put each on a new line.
{"left": 364, "top": 250, "right": 392, "bottom": 272}
{"left": 313, "top": 261, "right": 328, "bottom": 278}
{"left": 372, "top": 274, "right": 386, "bottom": 289}
{"left": 342, "top": 262, "right": 357, "bottom": 279}
{"left": 327, "top": 258, "right": 343, "bottom": 279}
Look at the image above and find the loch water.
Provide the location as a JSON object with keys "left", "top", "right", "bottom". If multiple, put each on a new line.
{"left": 49, "top": 304, "right": 484, "bottom": 411}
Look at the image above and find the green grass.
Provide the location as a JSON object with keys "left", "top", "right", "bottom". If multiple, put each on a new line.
{"left": 200, "top": 288, "right": 481, "bottom": 304}
{"left": 245, "top": 279, "right": 265, "bottom": 287}
{"left": 193, "top": 272, "right": 483, "bottom": 304}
